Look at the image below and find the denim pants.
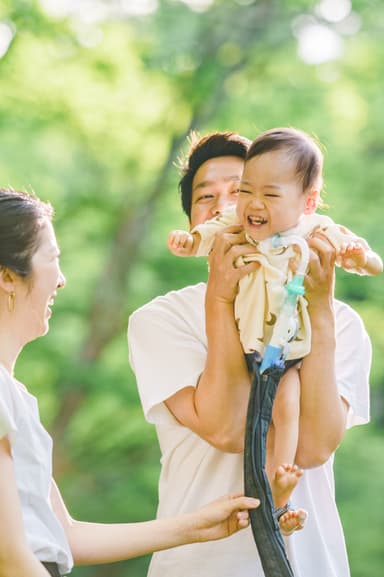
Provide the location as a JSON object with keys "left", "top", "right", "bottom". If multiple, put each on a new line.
{"left": 244, "top": 354, "right": 297, "bottom": 577}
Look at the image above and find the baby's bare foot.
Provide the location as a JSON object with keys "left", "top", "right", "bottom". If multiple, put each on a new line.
{"left": 271, "top": 464, "right": 303, "bottom": 509}
{"left": 279, "top": 508, "right": 308, "bottom": 537}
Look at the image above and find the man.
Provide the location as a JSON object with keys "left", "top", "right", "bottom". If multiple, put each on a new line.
{"left": 128, "top": 132, "right": 371, "bottom": 577}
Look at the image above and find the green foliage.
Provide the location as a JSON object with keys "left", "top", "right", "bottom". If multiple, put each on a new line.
{"left": 335, "top": 425, "right": 384, "bottom": 577}
{"left": 0, "top": 0, "right": 383, "bottom": 575}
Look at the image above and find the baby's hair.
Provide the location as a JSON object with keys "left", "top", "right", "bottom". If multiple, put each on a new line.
{"left": 247, "top": 127, "right": 325, "bottom": 206}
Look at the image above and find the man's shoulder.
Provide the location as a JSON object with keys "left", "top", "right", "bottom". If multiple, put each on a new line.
{"left": 334, "top": 298, "right": 359, "bottom": 317}
{"left": 129, "top": 283, "right": 206, "bottom": 326}
{"left": 334, "top": 298, "right": 368, "bottom": 335}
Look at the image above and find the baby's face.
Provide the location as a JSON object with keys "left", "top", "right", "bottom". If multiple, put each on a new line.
{"left": 237, "top": 150, "right": 310, "bottom": 241}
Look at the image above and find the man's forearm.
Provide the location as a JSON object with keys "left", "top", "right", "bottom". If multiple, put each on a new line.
{"left": 296, "top": 303, "right": 347, "bottom": 468}
{"left": 165, "top": 228, "right": 259, "bottom": 452}
{"left": 194, "top": 296, "right": 251, "bottom": 452}
{"left": 186, "top": 228, "right": 259, "bottom": 452}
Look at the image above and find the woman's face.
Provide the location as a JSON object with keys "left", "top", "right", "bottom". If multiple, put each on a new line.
{"left": 17, "top": 219, "right": 65, "bottom": 342}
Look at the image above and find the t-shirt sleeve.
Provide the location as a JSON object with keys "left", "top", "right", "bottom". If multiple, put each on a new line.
{"left": 128, "top": 293, "right": 207, "bottom": 425}
{"left": 334, "top": 302, "right": 371, "bottom": 428}
{"left": 0, "top": 366, "right": 18, "bottom": 439}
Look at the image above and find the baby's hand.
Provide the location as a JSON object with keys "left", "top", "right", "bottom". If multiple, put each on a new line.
{"left": 338, "top": 241, "right": 367, "bottom": 270}
{"left": 167, "top": 229, "right": 195, "bottom": 256}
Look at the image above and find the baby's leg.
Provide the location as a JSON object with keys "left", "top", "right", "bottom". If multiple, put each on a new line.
{"left": 271, "top": 464, "right": 303, "bottom": 510}
{"left": 279, "top": 507, "right": 308, "bottom": 537}
{"left": 266, "top": 366, "right": 300, "bottom": 483}
{"left": 270, "top": 464, "right": 307, "bottom": 536}
{"left": 265, "top": 367, "right": 307, "bottom": 534}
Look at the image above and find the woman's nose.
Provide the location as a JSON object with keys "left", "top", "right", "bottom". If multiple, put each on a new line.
{"left": 57, "top": 270, "right": 66, "bottom": 289}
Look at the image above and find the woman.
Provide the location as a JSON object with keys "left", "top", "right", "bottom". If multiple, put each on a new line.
{"left": 0, "top": 188, "right": 259, "bottom": 577}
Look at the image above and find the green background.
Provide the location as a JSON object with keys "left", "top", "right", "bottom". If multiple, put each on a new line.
{"left": 0, "top": 1, "right": 383, "bottom": 575}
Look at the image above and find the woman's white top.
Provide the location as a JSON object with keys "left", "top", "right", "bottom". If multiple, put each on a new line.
{"left": 0, "top": 364, "right": 73, "bottom": 575}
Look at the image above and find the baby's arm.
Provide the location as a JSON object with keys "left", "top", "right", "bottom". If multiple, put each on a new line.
{"left": 338, "top": 240, "right": 383, "bottom": 276}
{"left": 167, "top": 229, "right": 201, "bottom": 257}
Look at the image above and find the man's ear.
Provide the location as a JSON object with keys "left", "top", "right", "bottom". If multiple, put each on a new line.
{"left": 304, "top": 189, "right": 319, "bottom": 215}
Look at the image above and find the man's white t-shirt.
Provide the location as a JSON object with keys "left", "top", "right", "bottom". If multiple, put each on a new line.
{"left": 128, "top": 283, "right": 371, "bottom": 577}
{"left": 0, "top": 365, "right": 73, "bottom": 575}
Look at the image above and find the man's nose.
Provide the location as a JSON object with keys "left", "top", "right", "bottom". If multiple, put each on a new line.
{"left": 212, "top": 194, "right": 232, "bottom": 216}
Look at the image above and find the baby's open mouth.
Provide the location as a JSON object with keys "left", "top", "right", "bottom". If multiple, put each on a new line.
{"left": 248, "top": 215, "right": 267, "bottom": 225}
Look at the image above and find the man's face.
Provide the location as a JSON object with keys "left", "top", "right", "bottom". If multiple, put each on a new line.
{"left": 189, "top": 156, "right": 244, "bottom": 229}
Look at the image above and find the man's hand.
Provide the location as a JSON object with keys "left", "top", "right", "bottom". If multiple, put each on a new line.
{"left": 206, "top": 225, "right": 260, "bottom": 304}
{"left": 304, "top": 231, "right": 337, "bottom": 312}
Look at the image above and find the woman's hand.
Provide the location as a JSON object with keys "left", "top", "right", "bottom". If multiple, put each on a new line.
{"left": 189, "top": 493, "right": 259, "bottom": 542}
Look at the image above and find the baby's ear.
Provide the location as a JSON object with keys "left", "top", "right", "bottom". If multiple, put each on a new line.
{"left": 304, "top": 189, "right": 319, "bottom": 215}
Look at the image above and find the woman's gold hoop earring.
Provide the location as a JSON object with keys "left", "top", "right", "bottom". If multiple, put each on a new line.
{"left": 7, "top": 291, "right": 15, "bottom": 313}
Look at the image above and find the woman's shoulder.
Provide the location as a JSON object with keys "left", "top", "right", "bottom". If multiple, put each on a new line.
{"left": 0, "top": 364, "right": 15, "bottom": 392}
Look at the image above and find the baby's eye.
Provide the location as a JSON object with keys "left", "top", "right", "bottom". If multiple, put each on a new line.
{"left": 239, "top": 189, "right": 252, "bottom": 195}
{"left": 265, "top": 194, "right": 280, "bottom": 198}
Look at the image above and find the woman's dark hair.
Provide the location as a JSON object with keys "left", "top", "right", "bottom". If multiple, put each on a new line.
{"left": 178, "top": 131, "right": 251, "bottom": 219}
{"left": 0, "top": 188, "right": 53, "bottom": 278}
{"left": 246, "top": 127, "right": 324, "bottom": 193}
